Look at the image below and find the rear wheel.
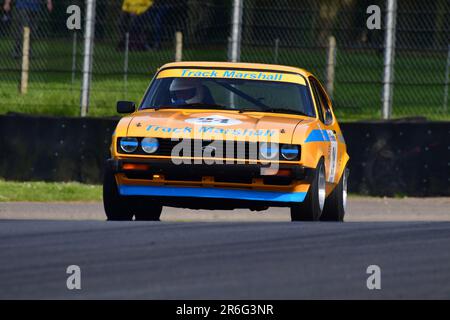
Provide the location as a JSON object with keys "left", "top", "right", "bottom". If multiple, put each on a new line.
{"left": 290, "top": 159, "right": 326, "bottom": 221}
{"left": 321, "top": 167, "right": 349, "bottom": 222}
{"left": 103, "top": 167, "right": 133, "bottom": 221}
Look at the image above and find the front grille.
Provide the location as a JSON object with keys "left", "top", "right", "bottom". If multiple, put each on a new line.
{"left": 165, "top": 139, "right": 259, "bottom": 160}
{"left": 118, "top": 138, "right": 259, "bottom": 160}
{"left": 117, "top": 138, "right": 300, "bottom": 161}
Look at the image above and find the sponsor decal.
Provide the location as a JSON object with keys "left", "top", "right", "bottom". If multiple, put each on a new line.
{"left": 145, "top": 124, "right": 276, "bottom": 137}
{"left": 180, "top": 69, "right": 284, "bottom": 81}
{"left": 326, "top": 130, "right": 338, "bottom": 183}
{"left": 157, "top": 68, "right": 307, "bottom": 85}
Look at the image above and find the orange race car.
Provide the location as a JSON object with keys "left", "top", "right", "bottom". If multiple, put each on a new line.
{"left": 104, "top": 62, "right": 349, "bottom": 222}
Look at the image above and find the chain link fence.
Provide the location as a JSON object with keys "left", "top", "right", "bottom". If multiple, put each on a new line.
{"left": 0, "top": 0, "right": 448, "bottom": 120}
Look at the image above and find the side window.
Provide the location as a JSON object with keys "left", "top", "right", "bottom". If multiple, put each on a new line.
{"left": 316, "top": 81, "right": 333, "bottom": 125}
{"left": 309, "top": 77, "right": 333, "bottom": 125}
{"left": 309, "top": 77, "right": 325, "bottom": 123}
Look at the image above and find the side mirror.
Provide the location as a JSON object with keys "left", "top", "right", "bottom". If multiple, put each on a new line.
{"left": 117, "top": 101, "right": 136, "bottom": 114}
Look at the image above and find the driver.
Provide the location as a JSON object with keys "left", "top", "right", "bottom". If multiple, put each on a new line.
{"left": 169, "top": 78, "right": 205, "bottom": 105}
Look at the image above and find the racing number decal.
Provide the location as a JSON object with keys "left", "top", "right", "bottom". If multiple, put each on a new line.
{"left": 326, "top": 130, "right": 338, "bottom": 183}
{"left": 185, "top": 115, "right": 242, "bottom": 126}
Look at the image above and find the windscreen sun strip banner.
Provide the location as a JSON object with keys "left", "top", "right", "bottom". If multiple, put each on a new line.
{"left": 157, "top": 68, "right": 307, "bottom": 86}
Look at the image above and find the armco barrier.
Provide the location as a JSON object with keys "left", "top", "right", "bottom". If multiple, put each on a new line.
{"left": 0, "top": 114, "right": 449, "bottom": 196}
{"left": 0, "top": 113, "right": 117, "bottom": 184}
{"left": 341, "top": 119, "right": 450, "bottom": 196}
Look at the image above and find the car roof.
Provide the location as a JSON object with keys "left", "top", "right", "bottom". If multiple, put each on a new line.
{"left": 158, "top": 61, "right": 313, "bottom": 77}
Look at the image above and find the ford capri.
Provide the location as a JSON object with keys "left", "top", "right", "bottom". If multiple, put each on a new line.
{"left": 104, "top": 62, "right": 349, "bottom": 221}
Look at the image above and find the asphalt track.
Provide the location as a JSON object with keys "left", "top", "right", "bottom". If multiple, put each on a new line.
{"left": 0, "top": 197, "right": 449, "bottom": 299}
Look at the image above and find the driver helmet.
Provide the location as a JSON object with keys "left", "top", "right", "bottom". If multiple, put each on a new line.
{"left": 169, "top": 78, "right": 204, "bottom": 105}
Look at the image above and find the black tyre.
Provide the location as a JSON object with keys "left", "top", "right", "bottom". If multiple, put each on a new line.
{"left": 290, "top": 159, "right": 326, "bottom": 221}
{"left": 320, "top": 167, "right": 349, "bottom": 222}
{"left": 103, "top": 167, "right": 133, "bottom": 221}
{"left": 131, "top": 197, "right": 163, "bottom": 221}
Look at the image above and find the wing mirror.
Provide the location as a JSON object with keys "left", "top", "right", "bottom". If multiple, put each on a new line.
{"left": 117, "top": 101, "right": 136, "bottom": 114}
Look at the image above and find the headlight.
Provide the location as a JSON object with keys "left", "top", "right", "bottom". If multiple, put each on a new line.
{"left": 259, "top": 142, "right": 279, "bottom": 160}
{"left": 120, "top": 137, "right": 138, "bottom": 153}
{"left": 141, "top": 137, "right": 159, "bottom": 154}
{"left": 280, "top": 144, "right": 300, "bottom": 160}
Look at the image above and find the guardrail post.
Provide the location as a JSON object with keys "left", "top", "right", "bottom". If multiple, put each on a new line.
{"left": 71, "top": 32, "right": 78, "bottom": 89}
{"left": 175, "top": 31, "right": 183, "bottom": 62}
{"left": 123, "top": 32, "right": 129, "bottom": 98}
{"left": 443, "top": 44, "right": 450, "bottom": 112}
{"left": 382, "top": 0, "right": 397, "bottom": 119}
{"left": 80, "top": 0, "right": 96, "bottom": 117}
{"left": 229, "top": 0, "right": 243, "bottom": 62}
{"left": 20, "top": 26, "right": 30, "bottom": 95}
{"left": 325, "top": 35, "right": 337, "bottom": 99}
{"left": 273, "top": 38, "right": 280, "bottom": 64}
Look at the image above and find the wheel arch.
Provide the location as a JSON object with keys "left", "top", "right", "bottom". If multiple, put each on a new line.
{"left": 336, "top": 152, "right": 350, "bottom": 183}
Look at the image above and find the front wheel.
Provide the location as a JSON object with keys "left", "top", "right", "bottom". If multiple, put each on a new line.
{"left": 131, "top": 197, "right": 163, "bottom": 221}
{"left": 290, "top": 159, "right": 326, "bottom": 221}
{"left": 320, "top": 167, "right": 349, "bottom": 222}
{"left": 103, "top": 167, "right": 133, "bottom": 221}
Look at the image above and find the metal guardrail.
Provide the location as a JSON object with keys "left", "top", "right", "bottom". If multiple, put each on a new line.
{"left": 1, "top": 114, "right": 449, "bottom": 196}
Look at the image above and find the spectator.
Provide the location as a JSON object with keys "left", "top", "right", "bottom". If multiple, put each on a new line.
{"left": 118, "top": 0, "right": 154, "bottom": 51}
{"left": 138, "top": 0, "right": 169, "bottom": 50}
{"left": 2, "top": 0, "right": 53, "bottom": 58}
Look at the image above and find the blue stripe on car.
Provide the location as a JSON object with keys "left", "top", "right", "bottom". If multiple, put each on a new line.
{"left": 305, "top": 129, "right": 330, "bottom": 142}
{"left": 119, "top": 185, "right": 307, "bottom": 203}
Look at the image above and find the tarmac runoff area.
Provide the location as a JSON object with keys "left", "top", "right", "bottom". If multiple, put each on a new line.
{"left": 0, "top": 197, "right": 449, "bottom": 299}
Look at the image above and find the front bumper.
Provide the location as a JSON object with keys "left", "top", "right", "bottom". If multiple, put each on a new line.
{"left": 107, "top": 158, "right": 313, "bottom": 204}
{"left": 107, "top": 158, "right": 311, "bottom": 180}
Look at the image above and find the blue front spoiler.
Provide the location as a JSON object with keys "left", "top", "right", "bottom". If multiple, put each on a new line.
{"left": 119, "top": 185, "right": 306, "bottom": 203}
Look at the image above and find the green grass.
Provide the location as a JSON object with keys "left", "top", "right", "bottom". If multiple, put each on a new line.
{"left": 0, "top": 179, "right": 394, "bottom": 202}
{"left": 1, "top": 39, "right": 449, "bottom": 120}
{"left": 0, "top": 179, "right": 102, "bottom": 202}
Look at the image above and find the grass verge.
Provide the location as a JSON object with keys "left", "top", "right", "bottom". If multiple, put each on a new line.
{"left": 1, "top": 39, "right": 449, "bottom": 120}
{"left": 0, "top": 179, "right": 102, "bottom": 202}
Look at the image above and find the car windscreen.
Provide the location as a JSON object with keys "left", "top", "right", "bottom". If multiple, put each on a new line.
{"left": 140, "top": 74, "right": 316, "bottom": 117}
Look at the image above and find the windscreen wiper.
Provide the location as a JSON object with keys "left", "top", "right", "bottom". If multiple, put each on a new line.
{"left": 239, "top": 107, "right": 309, "bottom": 117}
{"left": 264, "top": 108, "right": 309, "bottom": 116}
{"left": 175, "top": 103, "right": 231, "bottom": 109}
{"left": 148, "top": 103, "right": 231, "bottom": 111}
